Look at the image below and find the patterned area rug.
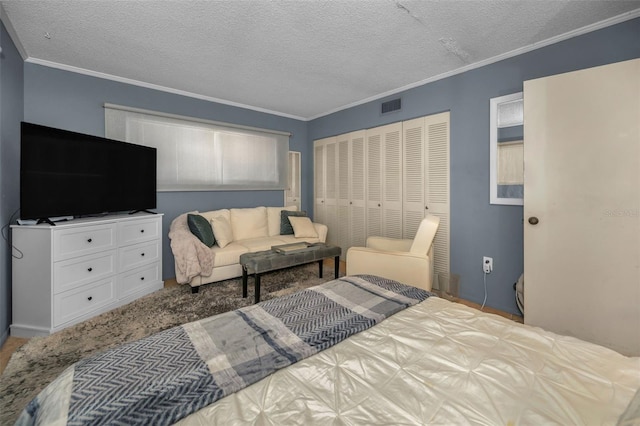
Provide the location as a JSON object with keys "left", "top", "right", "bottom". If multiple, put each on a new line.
{"left": 0, "top": 263, "right": 340, "bottom": 425}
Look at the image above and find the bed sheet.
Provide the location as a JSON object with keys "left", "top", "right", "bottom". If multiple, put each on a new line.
{"left": 178, "top": 297, "right": 640, "bottom": 425}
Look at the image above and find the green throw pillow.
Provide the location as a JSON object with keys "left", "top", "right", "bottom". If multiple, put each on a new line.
{"left": 280, "top": 210, "right": 307, "bottom": 235}
{"left": 187, "top": 214, "right": 216, "bottom": 247}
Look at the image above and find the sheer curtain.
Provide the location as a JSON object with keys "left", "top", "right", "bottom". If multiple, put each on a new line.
{"left": 104, "top": 104, "right": 289, "bottom": 191}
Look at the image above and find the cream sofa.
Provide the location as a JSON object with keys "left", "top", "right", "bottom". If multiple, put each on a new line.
{"left": 170, "top": 206, "right": 327, "bottom": 292}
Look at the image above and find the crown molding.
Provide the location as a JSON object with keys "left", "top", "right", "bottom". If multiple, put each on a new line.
{"left": 12, "top": 7, "right": 640, "bottom": 122}
{"left": 307, "top": 9, "right": 640, "bottom": 120}
{"left": 24, "top": 57, "right": 308, "bottom": 122}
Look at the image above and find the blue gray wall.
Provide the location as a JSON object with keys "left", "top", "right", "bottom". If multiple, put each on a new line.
{"left": 0, "top": 21, "right": 24, "bottom": 346}
{"left": 23, "top": 64, "right": 309, "bottom": 283}
{"left": 309, "top": 18, "right": 640, "bottom": 315}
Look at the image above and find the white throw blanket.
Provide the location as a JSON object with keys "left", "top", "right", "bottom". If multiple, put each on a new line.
{"left": 168, "top": 213, "right": 214, "bottom": 284}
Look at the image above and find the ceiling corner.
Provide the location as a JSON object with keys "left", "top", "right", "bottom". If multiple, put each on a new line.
{"left": 0, "top": 3, "right": 29, "bottom": 60}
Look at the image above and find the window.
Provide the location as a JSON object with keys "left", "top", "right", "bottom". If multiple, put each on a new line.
{"left": 104, "top": 104, "right": 290, "bottom": 191}
{"left": 489, "top": 93, "right": 523, "bottom": 205}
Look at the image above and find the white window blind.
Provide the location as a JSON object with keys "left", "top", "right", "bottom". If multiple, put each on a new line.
{"left": 104, "top": 104, "right": 290, "bottom": 191}
{"left": 497, "top": 140, "right": 524, "bottom": 185}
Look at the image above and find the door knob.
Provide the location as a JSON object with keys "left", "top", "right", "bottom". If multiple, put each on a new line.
{"left": 528, "top": 217, "right": 539, "bottom": 225}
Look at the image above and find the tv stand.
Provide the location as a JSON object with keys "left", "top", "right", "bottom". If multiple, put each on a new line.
{"left": 11, "top": 213, "right": 164, "bottom": 337}
{"left": 129, "top": 209, "right": 156, "bottom": 215}
{"left": 37, "top": 218, "right": 56, "bottom": 226}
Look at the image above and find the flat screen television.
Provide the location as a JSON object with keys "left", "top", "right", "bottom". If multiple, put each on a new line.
{"left": 20, "top": 122, "right": 157, "bottom": 221}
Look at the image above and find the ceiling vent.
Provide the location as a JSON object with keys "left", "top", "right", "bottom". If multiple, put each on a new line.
{"left": 381, "top": 98, "right": 402, "bottom": 114}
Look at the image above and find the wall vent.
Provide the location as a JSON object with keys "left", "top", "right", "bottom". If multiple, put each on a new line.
{"left": 381, "top": 98, "right": 402, "bottom": 114}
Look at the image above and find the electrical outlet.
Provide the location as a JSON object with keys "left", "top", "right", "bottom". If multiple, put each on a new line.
{"left": 483, "top": 256, "right": 493, "bottom": 273}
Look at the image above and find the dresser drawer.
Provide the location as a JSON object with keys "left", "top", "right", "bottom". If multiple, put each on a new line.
{"left": 118, "top": 217, "right": 161, "bottom": 246}
{"left": 118, "top": 240, "right": 160, "bottom": 272}
{"left": 53, "top": 251, "right": 117, "bottom": 294}
{"left": 53, "top": 223, "right": 117, "bottom": 261}
{"left": 53, "top": 278, "right": 116, "bottom": 327}
{"left": 118, "top": 262, "right": 161, "bottom": 299}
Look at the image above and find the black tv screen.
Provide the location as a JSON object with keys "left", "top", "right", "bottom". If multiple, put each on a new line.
{"left": 20, "top": 122, "right": 157, "bottom": 220}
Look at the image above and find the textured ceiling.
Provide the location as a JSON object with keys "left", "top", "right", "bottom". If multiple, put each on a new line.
{"left": 2, "top": 0, "right": 639, "bottom": 120}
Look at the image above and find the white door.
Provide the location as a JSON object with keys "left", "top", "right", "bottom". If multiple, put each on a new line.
{"left": 382, "top": 123, "right": 403, "bottom": 239}
{"left": 336, "top": 134, "right": 350, "bottom": 254}
{"left": 425, "top": 112, "right": 451, "bottom": 288}
{"left": 313, "top": 139, "right": 328, "bottom": 226}
{"left": 402, "top": 113, "right": 451, "bottom": 289}
{"left": 366, "top": 130, "right": 383, "bottom": 238}
{"left": 524, "top": 59, "right": 640, "bottom": 355}
{"left": 324, "top": 139, "right": 338, "bottom": 246}
{"left": 349, "top": 131, "right": 367, "bottom": 250}
{"left": 403, "top": 117, "right": 426, "bottom": 238}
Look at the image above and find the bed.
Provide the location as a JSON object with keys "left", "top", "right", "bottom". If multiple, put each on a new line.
{"left": 17, "top": 275, "right": 640, "bottom": 425}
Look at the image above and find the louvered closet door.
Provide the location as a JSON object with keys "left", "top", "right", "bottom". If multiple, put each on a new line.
{"left": 402, "top": 117, "right": 426, "bottom": 238}
{"left": 336, "top": 134, "right": 350, "bottom": 255}
{"left": 324, "top": 139, "right": 338, "bottom": 246}
{"left": 425, "top": 112, "right": 451, "bottom": 288}
{"left": 366, "top": 130, "right": 383, "bottom": 238}
{"left": 349, "top": 131, "right": 367, "bottom": 251}
{"left": 382, "top": 123, "right": 403, "bottom": 239}
{"left": 313, "top": 139, "right": 328, "bottom": 226}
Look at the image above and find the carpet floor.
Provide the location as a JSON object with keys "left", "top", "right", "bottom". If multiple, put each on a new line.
{"left": 0, "top": 263, "right": 340, "bottom": 425}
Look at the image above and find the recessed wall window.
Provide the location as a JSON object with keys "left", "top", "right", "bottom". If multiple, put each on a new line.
{"left": 489, "top": 93, "right": 523, "bottom": 205}
{"left": 105, "top": 104, "right": 290, "bottom": 191}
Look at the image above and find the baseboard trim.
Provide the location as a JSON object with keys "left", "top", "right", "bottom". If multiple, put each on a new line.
{"left": 9, "top": 324, "right": 49, "bottom": 338}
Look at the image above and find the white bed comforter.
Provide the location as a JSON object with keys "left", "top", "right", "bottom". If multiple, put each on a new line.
{"left": 178, "top": 297, "right": 640, "bottom": 425}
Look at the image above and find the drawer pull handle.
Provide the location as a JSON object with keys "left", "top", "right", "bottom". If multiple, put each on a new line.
{"left": 141, "top": 253, "right": 145, "bottom": 257}
{"left": 140, "top": 229, "right": 145, "bottom": 233}
{"left": 87, "top": 267, "right": 93, "bottom": 272}
{"left": 87, "top": 238, "right": 93, "bottom": 243}
{"left": 87, "top": 296, "right": 93, "bottom": 301}
{"left": 140, "top": 277, "right": 145, "bottom": 281}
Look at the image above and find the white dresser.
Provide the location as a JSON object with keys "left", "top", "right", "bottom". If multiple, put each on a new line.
{"left": 11, "top": 213, "right": 164, "bottom": 337}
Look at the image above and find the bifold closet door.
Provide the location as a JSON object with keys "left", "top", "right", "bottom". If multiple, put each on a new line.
{"left": 366, "top": 130, "right": 383, "bottom": 238}
{"left": 315, "top": 113, "right": 450, "bottom": 277}
{"left": 367, "top": 123, "right": 403, "bottom": 240}
{"left": 316, "top": 132, "right": 366, "bottom": 258}
{"left": 424, "top": 112, "right": 451, "bottom": 288}
{"left": 314, "top": 138, "right": 330, "bottom": 227}
{"left": 382, "top": 123, "right": 403, "bottom": 239}
{"left": 324, "top": 139, "right": 338, "bottom": 246}
{"left": 524, "top": 59, "right": 639, "bottom": 355}
{"left": 402, "top": 117, "right": 426, "bottom": 237}
{"left": 334, "top": 131, "right": 367, "bottom": 259}
{"left": 402, "top": 112, "right": 450, "bottom": 288}
{"left": 348, "top": 131, "right": 367, "bottom": 251}
{"left": 336, "top": 134, "right": 350, "bottom": 254}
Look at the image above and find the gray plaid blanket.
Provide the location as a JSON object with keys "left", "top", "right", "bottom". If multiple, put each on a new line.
{"left": 17, "top": 275, "right": 431, "bottom": 425}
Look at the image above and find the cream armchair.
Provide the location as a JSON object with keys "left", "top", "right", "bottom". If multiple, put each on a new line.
{"left": 346, "top": 215, "right": 440, "bottom": 291}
